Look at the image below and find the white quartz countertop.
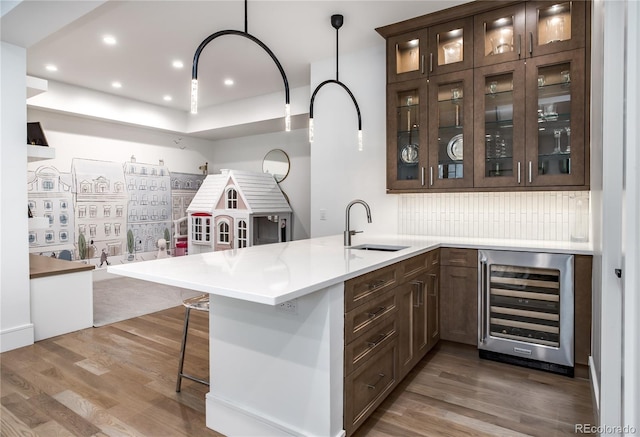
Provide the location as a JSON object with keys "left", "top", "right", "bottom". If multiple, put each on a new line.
{"left": 107, "top": 234, "right": 592, "bottom": 305}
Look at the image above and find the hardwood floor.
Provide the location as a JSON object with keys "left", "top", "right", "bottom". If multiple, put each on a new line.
{"left": 354, "top": 342, "right": 594, "bottom": 437}
{"left": 1, "top": 306, "right": 219, "bottom": 437}
{"left": 1, "top": 308, "right": 593, "bottom": 437}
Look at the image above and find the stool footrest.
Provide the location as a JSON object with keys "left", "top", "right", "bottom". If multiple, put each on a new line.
{"left": 179, "top": 372, "right": 210, "bottom": 386}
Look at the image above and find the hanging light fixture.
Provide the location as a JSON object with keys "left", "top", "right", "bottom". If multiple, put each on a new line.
{"left": 190, "top": 0, "right": 291, "bottom": 131}
{"left": 309, "top": 14, "right": 363, "bottom": 150}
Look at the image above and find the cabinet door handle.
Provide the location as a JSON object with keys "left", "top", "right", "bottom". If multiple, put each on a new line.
{"left": 421, "top": 55, "right": 425, "bottom": 74}
{"left": 366, "top": 332, "right": 389, "bottom": 348}
{"left": 517, "top": 161, "right": 521, "bottom": 184}
{"left": 421, "top": 166, "right": 425, "bottom": 186}
{"left": 529, "top": 32, "right": 533, "bottom": 56}
{"left": 517, "top": 34, "right": 522, "bottom": 57}
{"left": 429, "top": 167, "right": 434, "bottom": 186}
{"left": 528, "top": 161, "right": 533, "bottom": 183}
{"left": 429, "top": 53, "right": 433, "bottom": 73}
{"left": 479, "top": 257, "right": 488, "bottom": 344}
{"left": 366, "top": 372, "right": 386, "bottom": 390}
{"left": 410, "top": 280, "right": 424, "bottom": 307}
{"left": 427, "top": 273, "right": 437, "bottom": 297}
{"left": 367, "top": 306, "right": 386, "bottom": 319}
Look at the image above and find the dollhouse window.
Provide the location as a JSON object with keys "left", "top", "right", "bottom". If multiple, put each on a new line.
{"left": 237, "top": 220, "right": 247, "bottom": 248}
{"left": 192, "top": 215, "right": 211, "bottom": 244}
{"left": 226, "top": 189, "right": 238, "bottom": 209}
{"left": 218, "top": 221, "right": 230, "bottom": 243}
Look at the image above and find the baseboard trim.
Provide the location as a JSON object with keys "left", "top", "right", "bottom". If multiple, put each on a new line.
{"left": 205, "top": 393, "right": 345, "bottom": 437}
{"left": 589, "top": 355, "right": 600, "bottom": 421}
{"left": 0, "top": 323, "right": 34, "bottom": 352}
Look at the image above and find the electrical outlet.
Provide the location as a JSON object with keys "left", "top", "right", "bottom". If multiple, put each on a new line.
{"left": 277, "top": 298, "right": 298, "bottom": 315}
{"left": 319, "top": 209, "right": 326, "bottom": 220}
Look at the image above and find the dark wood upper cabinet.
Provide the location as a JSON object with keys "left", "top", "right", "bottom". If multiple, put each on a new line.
{"left": 379, "top": 0, "right": 590, "bottom": 193}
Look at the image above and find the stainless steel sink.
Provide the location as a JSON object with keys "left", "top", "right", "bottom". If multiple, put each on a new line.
{"left": 349, "top": 244, "right": 409, "bottom": 252}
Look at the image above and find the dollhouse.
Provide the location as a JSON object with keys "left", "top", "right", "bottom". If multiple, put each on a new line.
{"left": 186, "top": 169, "right": 292, "bottom": 254}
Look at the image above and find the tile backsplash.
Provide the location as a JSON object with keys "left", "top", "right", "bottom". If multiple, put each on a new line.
{"left": 398, "top": 191, "right": 590, "bottom": 242}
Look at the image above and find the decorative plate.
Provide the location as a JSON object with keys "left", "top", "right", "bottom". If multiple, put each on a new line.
{"left": 400, "top": 144, "right": 419, "bottom": 164}
{"left": 447, "top": 134, "right": 463, "bottom": 161}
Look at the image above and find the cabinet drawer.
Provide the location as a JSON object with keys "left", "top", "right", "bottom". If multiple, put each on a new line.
{"left": 401, "top": 249, "right": 440, "bottom": 280}
{"left": 345, "top": 317, "right": 397, "bottom": 375}
{"left": 440, "top": 247, "right": 478, "bottom": 267}
{"left": 345, "top": 288, "right": 397, "bottom": 344}
{"left": 344, "top": 340, "right": 398, "bottom": 435}
{"left": 345, "top": 264, "right": 399, "bottom": 312}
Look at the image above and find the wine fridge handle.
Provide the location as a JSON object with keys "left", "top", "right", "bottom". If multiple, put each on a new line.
{"left": 479, "top": 256, "right": 488, "bottom": 344}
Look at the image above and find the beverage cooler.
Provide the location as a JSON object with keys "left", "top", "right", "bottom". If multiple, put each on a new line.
{"left": 478, "top": 250, "right": 575, "bottom": 376}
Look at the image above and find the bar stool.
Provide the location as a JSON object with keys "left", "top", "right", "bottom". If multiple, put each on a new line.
{"left": 176, "top": 294, "right": 210, "bottom": 392}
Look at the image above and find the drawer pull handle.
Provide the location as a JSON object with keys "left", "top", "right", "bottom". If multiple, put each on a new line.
{"left": 366, "top": 373, "right": 386, "bottom": 390}
{"left": 368, "top": 279, "right": 386, "bottom": 290}
{"left": 366, "top": 333, "right": 388, "bottom": 348}
{"left": 367, "top": 306, "right": 386, "bottom": 319}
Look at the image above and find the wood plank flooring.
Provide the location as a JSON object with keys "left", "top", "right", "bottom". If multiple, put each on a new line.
{"left": 1, "top": 307, "right": 593, "bottom": 436}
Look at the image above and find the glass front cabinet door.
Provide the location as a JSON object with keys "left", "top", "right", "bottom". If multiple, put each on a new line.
{"left": 386, "top": 30, "right": 429, "bottom": 83}
{"left": 525, "top": 50, "right": 585, "bottom": 187}
{"left": 526, "top": 1, "right": 586, "bottom": 57}
{"left": 428, "top": 69, "right": 474, "bottom": 189}
{"left": 387, "top": 80, "right": 427, "bottom": 190}
{"left": 474, "top": 61, "right": 526, "bottom": 188}
{"left": 428, "top": 17, "right": 474, "bottom": 76}
{"left": 474, "top": 5, "right": 526, "bottom": 67}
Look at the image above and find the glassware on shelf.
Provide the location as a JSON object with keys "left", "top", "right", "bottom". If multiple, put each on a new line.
{"left": 553, "top": 128, "right": 563, "bottom": 154}
{"left": 564, "top": 127, "right": 571, "bottom": 152}
{"left": 543, "top": 103, "right": 558, "bottom": 121}
{"left": 561, "top": 70, "right": 571, "bottom": 85}
{"left": 546, "top": 16, "right": 565, "bottom": 43}
{"left": 495, "top": 131, "right": 507, "bottom": 157}
{"left": 538, "top": 75, "right": 546, "bottom": 87}
{"left": 489, "top": 81, "right": 498, "bottom": 96}
{"left": 442, "top": 40, "right": 462, "bottom": 64}
{"left": 485, "top": 134, "right": 494, "bottom": 158}
{"left": 451, "top": 88, "right": 462, "bottom": 101}
{"left": 489, "top": 27, "right": 513, "bottom": 55}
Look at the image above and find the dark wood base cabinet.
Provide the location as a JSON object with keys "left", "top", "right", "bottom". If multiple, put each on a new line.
{"left": 439, "top": 248, "right": 478, "bottom": 345}
{"left": 344, "top": 249, "right": 439, "bottom": 436}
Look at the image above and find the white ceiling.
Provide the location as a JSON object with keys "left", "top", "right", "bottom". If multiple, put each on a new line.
{"left": 4, "top": 0, "right": 471, "bottom": 138}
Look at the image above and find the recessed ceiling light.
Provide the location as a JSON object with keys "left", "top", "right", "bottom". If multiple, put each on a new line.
{"left": 224, "top": 78, "right": 234, "bottom": 86}
{"left": 111, "top": 81, "right": 122, "bottom": 89}
{"left": 103, "top": 35, "right": 117, "bottom": 45}
{"left": 172, "top": 60, "right": 184, "bottom": 69}
{"left": 45, "top": 64, "right": 58, "bottom": 72}
{"left": 163, "top": 95, "right": 172, "bottom": 101}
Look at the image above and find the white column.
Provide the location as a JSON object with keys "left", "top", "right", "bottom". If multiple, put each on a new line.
{"left": 0, "top": 41, "right": 33, "bottom": 351}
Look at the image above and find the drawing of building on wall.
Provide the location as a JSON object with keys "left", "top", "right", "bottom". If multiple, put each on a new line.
{"left": 71, "top": 158, "right": 127, "bottom": 261}
{"left": 170, "top": 172, "right": 206, "bottom": 249}
{"left": 27, "top": 166, "right": 75, "bottom": 259}
{"left": 123, "top": 156, "right": 172, "bottom": 254}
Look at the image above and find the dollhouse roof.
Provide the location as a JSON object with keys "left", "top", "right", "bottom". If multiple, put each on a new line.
{"left": 186, "top": 169, "right": 291, "bottom": 215}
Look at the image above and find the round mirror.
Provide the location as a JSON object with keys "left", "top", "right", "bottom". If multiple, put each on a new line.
{"left": 262, "top": 149, "right": 290, "bottom": 183}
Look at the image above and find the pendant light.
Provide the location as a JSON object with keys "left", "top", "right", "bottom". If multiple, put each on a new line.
{"left": 190, "top": 0, "right": 291, "bottom": 131}
{"left": 309, "top": 14, "right": 363, "bottom": 150}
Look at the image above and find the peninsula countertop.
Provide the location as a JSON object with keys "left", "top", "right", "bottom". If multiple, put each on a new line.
{"left": 107, "top": 234, "right": 592, "bottom": 306}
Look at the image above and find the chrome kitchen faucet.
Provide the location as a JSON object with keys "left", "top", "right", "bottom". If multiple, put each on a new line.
{"left": 344, "top": 199, "right": 372, "bottom": 246}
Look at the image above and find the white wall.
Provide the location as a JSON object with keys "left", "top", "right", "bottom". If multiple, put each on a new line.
{"left": 27, "top": 109, "right": 213, "bottom": 174}
{"left": 208, "top": 128, "right": 311, "bottom": 241}
{"left": 310, "top": 44, "right": 397, "bottom": 238}
{"left": 0, "top": 42, "right": 34, "bottom": 352}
